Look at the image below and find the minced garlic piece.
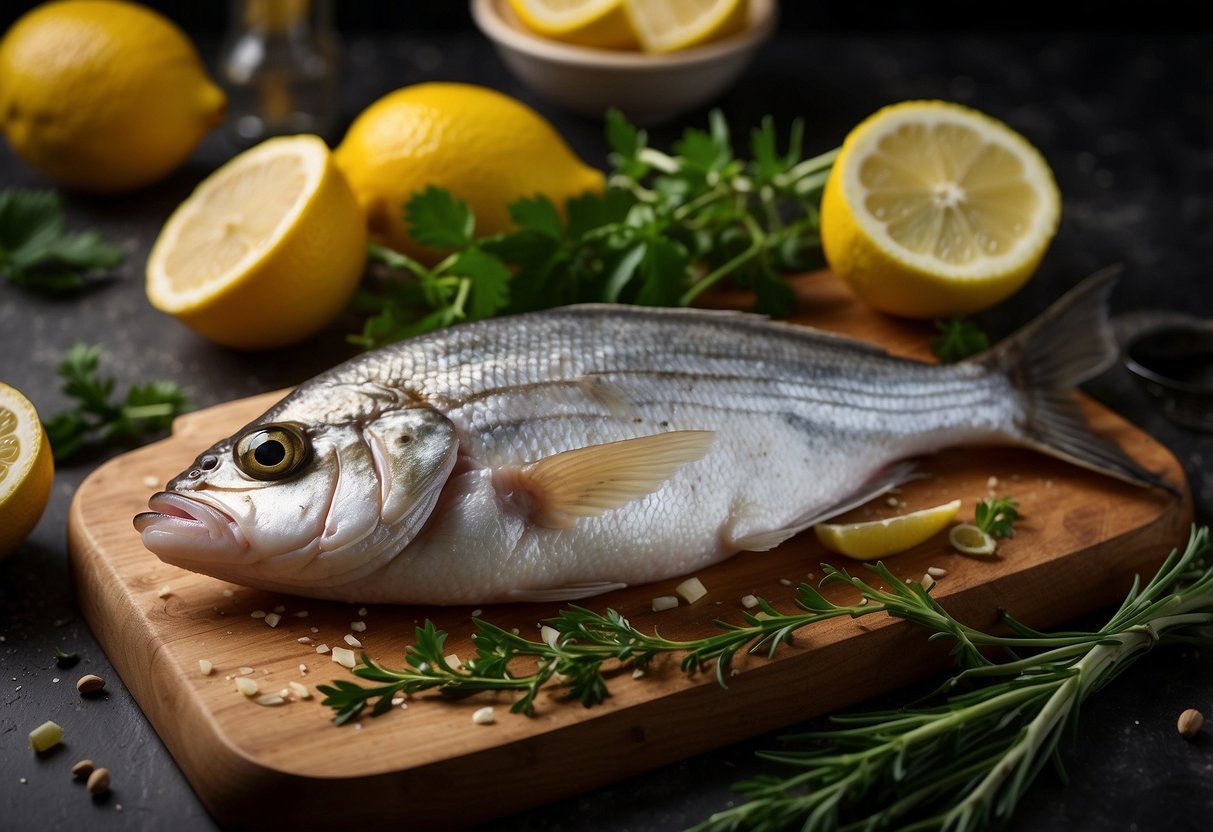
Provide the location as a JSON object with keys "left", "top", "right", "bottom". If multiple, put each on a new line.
{"left": 235, "top": 677, "right": 259, "bottom": 696}
{"left": 675, "top": 577, "right": 707, "bottom": 604}
{"left": 331, "top": 646, "right": 356, "bottom": 669}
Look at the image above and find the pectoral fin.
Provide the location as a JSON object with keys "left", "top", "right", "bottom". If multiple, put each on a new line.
{"left": 514, "top": 430, "right": 714, "bottom": 529}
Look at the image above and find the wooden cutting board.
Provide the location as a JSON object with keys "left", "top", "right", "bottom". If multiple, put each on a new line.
{"left": 68, "top": 274, "right": 1190, "bottom": 831}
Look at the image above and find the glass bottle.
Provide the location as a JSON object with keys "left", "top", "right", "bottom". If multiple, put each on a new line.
{"left": 219, "top": 0, "right": 340, "bottom": 146}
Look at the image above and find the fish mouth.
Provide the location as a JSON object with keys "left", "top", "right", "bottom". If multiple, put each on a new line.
{"left": 134, "top": 492, "right": 249, "bottom": 562}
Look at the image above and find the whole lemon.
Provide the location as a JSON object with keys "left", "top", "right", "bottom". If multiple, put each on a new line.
{"left": 0, "top": 0, "right": 227, "bottom": 193}
{"left": 334, "top": 83, "right": 604, "bottom": 261}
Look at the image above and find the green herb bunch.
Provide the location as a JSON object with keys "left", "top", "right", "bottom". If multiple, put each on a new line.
{"left": 351, "top": 110, "right": 838, "bottom": 348}
{"left": 43, "top": 343, "right": 191, "bottom": 462}
{"left": 0, "top": 188, "right": 124, "bottom": 292}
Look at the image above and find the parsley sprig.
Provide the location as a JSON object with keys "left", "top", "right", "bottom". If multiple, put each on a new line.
{"left": 43, "top": 344, "right": 191, "bottom": 462}
{"left": 320, "top": 527, "right": 1213, "bottom": 831}
{"left": 929, "top": 318, "right": 990, "bottom": 363}
{"left": 975, "top": 496, "right": 1021, "bottom": 539}
{"left": 0, "top": 189, "right": 124, "bottom": 292}
{"left": 351, "top": 110, "right": 837, "bottom": 348}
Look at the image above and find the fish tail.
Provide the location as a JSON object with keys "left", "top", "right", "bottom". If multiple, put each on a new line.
{"left": 977, "top": 266, "right": 1172, "bottom": 490}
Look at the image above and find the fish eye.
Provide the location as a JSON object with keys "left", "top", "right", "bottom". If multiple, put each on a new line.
{"left": 234, "top": 424, "right": 310, "bottom": 481}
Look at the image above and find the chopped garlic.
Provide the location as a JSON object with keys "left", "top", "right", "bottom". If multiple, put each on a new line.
{"left": 471, "top": 609, "right": 483, "bottom": 618}
{"left": 315, "top": 644, "right": 330, "bottom": 654}
{"left": 350, "top": 620, "right": 367, "bottom": 633}
{"left": 293, "top": 611, "right": 309, "bottom": 618}
{"left": 142, "top": 474, "right": 160, "bottom": 488}
{"left": 222, "top": 589, "right": 235, "bottom": 598}
{"left": 472, "top": 706, "right": 495, "bottom": 725}
{"left": 235, "top": 677, "right": 259, "bottom": 696}
{"left": 444, "top": 654, "right": 463, "bottom": 670}
{"left": 273, "top": 605, "right": 286, "bottom": 614}
{"left": 310, "top": 626, "right": 319, "bottom": 633}
{"left": 391, "top": 696, "right": 405, "bottom": 706}
{"left": 28, "top": 720, "right": 63, "bottom": 752}
{"left": 250, "top": 610, "right": 266, "bottom": 619}
{"left": 344, "top": 634, "right": 362, "bottom": 648}
{"left": 298, "top": 664, "right": 308, "bottom": 675}
{"left": 926, "top": 566, "right": 947, "bottom": 578}
{"left": 357, "top": 606, "right": 368, "bottom": 617}
{"left": 540, "top": 625, "right": 559, "bottom": 647}
{"left": 740, "top": 595, "right": 759, "bottom": 609}
{"left": 297, "top": 636, "right": 313, "bottom": 645}
{"left": 675, "top": 577, "right": 707, "bottom": 604}
{"left": 264, "top": 613, "right": 281, "bottom": 628}
{"left": 922, "top": 573, "right": 937, "bottom": 591}
{"left": 632, "top": 668, "right": 645, "bottom": 679}
{"left": 254, "top": 694, "right": 285, "bottom": 706}
{"left": 289, "top": 681, "right": 311, "bottom": 700}
{"left": 238, "top": 667, "right": 254, "bottom": 676}
{"left": 778, "top": 578, "right": 793, "bottom": 587}
{"left": 651, "top": 595, "right": 679, "bottom": 612}
{"left": 198, "top": 659, "right": 214, "bottom": 676}
{"left": 331, "top": 646, "right": 357, "bottom": 669}
{"left": 157, "top": 585, "right": 172, "bottom": 598}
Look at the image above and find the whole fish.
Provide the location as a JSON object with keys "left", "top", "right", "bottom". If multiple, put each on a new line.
{"left": 135, "top": 273, "right": 1163, "bottom": 604}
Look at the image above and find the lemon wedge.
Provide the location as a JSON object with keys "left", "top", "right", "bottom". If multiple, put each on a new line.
{"left": 821, "top": 100, "right": 1060, "bottom": 318}
{"left": 147, "top": 135, "right": 367, "bottom": 350}
{"left": 507, "top": 0, "right": 639, "bottom": 49}
{"left": 0, "top": 382, "right": 54, "bottom": 560}
{"left": 623, "top": 0, "right": 748, "bottom": 53}
{"left": 814, "top": 499, "right": 961, "bottom": 561}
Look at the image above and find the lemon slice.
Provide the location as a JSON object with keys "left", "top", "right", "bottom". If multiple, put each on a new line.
{"left": 147, "top": 134, "right": 367, "bottom": 350}
{"left": 821, "top": 100, "right": 1060, "bottom": 318}
{"left": 948, "top": 523, "right": 998, "bottom": 557}
{"left": 0, "top": 382, "right": 54, "bottom": 560}
{"left": 507, "top": 0, "right": 639, "bottom": 49}
{"left": 814, "top": 499, "right": 961, "bottom": 561}
{"left": 623, "top": 0, "right": 748, "bottom": 53}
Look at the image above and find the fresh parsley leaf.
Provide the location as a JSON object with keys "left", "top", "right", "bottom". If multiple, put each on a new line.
{"left": 930, "top": 318, "right": 990, "bottom": 363}
{"left": 450, "top": 248, "right": 511, "bottom": 321}
{"left": 43, "top": 343, "right": 190, "bottom": 462}
{"left": 975, "top": 497, "right": 1020, "bottom": 539}
{"left": 508, "top": 195, "right": 563, "bottom": 239}
{"left": 405, "top": 186, "right": 475, "bottom": 250}
{"left": 0, "top": 188, "right": 123, "bottom": 292}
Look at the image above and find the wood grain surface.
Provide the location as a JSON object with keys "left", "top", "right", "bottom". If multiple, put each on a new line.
{"left": 67, "top": 274, "right": 1191, "bottom": 830}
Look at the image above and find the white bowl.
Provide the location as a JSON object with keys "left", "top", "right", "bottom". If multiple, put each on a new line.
{"left": 470, "top": 0, "right": 778, "bottom": 123}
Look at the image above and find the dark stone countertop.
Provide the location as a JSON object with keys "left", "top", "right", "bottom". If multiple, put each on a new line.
{"left": 2, "top": 25, "right": 1211, "bottom": 832}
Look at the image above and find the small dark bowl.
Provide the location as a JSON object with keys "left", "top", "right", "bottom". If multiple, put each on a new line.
{"left": 1123, "top": 323, "right": 1213, "bottom": 433}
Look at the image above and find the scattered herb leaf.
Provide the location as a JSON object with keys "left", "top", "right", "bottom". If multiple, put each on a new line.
{"left": 352, "top": 109, "right": 840, "bottom": 348}
{"left": 975, "top": 496, "right": 1021, "bottom": 539}
{"left": 930, "top": 317, "right": 990, "bottom": 363}
{"left": 52, "top": 648, "right": 79, "bottom": 669}
{"left": 0, "top": 188, "right": 124, "bottom": 292}
{"left": 42, "top": 344, "right": 191, "bottom": 462}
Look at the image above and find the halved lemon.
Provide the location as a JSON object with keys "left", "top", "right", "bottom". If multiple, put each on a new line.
{"left": 147, "top": 134, "right": 367, "bottom": 351}
{"left": 814, "top": 499, "right": 961, "bottom": 561}
{"left": 623, "top": 0, "right": 748, "bottom": 53}
{"left": 821, "top": 100, "right": 1060, "bottom": 319}
{"left": 507, "top": 0, "right": 639, "bottom": 49}
{"left": 0, "top": 382, "right": 54, "bottom": 560}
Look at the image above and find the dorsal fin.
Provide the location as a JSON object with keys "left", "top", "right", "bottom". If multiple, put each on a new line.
{"left": 512, "top": 431, "right": 715, "bottom": 529}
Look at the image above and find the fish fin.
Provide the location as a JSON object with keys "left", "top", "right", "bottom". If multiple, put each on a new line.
{"left": 728, "top": 462, "right": 921, "bottom": 551}
{"left": 977, "top": 267, "right": 1172, "bottom": 491}
{"left": 516, "top": 430, "right": 715, "bottom": 529}
{"left": 507, "top": 582, "right": 628, "bottom": 602}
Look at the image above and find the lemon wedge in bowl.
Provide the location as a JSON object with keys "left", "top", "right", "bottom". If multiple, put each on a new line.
{"left": 0, "top": 382, "right": 53, "bottom": 560}
{"left": 821, "top": 100, "right": 1060, "bottom": 319}
{"left": 814, "top": 499, "right": 961, "bottom": 561}
{"left": 507, "top": 0, "right": 639, "bottom": 49}
{"left": 147, "top": 135, "right": 367, "bottom": 351}
{"left": 623, "top": 0, "right": 749, "bottom": 53}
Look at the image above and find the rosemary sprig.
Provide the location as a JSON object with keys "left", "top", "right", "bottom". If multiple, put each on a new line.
{"left": 692, "top": 526, "right": 1213, "bottom": 831}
